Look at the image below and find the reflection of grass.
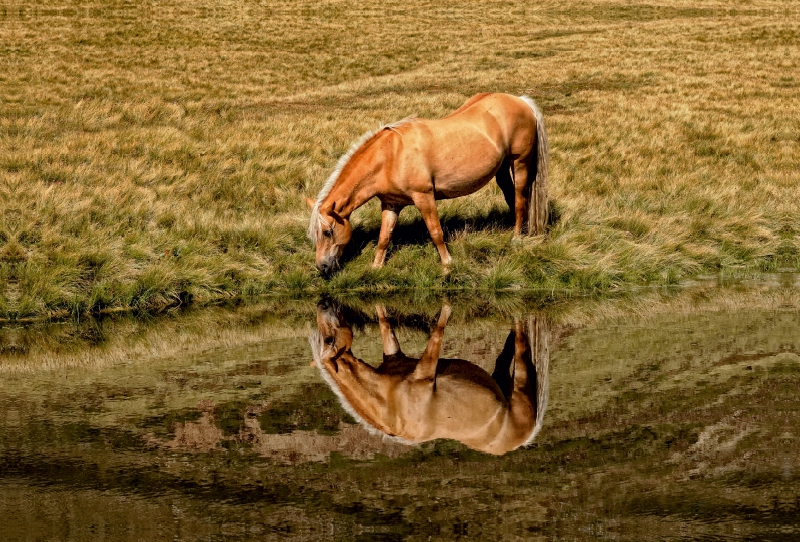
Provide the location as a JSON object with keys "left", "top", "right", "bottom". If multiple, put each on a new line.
{"left": 2, "top": 1, "right": 797, "bottom": 318}
{"left": 0, "top": 298, "right": 315, "bottom": 373}
{"left": 138, "top": 408, "right": 203, "bottom": 438}
{"left": 2, "top": 279, "right": 795, "bottom": 373}
{"left": 258, "top": 383, "right": 356, "bottom": 435}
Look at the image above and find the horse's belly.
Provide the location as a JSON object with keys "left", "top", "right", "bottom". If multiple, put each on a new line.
{"left": 432, "top": 159, "right": 502, "bottom": 199}
{"left": 425, "top": 126, "right": 506, "bottom": 199}
{"left": 433, "top": 175, "right": 494, "bottom": 199}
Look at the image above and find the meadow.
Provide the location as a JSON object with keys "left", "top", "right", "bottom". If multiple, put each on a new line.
{"left": 2, "top": 0, "right": 798, "bottom": 318}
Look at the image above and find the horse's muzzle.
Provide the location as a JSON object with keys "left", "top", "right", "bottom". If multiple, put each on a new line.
{"left": 317, "top": 259, "right": 339, "bottom": 277}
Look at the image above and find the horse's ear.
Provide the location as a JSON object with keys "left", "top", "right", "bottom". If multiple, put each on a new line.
{"left": 329, "top": 209, "right": 345, "bottom": 225}
{"left": 323, "top": 200, "right": 345, "bottom": 225}
{"left": 305, "top": 197, "right": 315, "bottom": 210}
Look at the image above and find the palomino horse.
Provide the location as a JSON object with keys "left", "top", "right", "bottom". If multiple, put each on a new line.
{"left": 306, "top": 93, "right": 549, "bottom": 275}
{"left": 309, "top": 299, "right": 550, "bottom": 455}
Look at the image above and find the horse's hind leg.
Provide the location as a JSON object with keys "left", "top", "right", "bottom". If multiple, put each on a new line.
{"left": 495, "top": 156, "right": 515, "bottom": 220}
{"left": 411, "top": 192, "right": 452, "bottom": 267}
{"left": 505, "top": 320, "right": 538, "bottom": 440}
{"left": 511, "top": 156, "right": 532, "bottom": 236}
{"left": 492, "top": 330, "right": 516, "bottom": 400}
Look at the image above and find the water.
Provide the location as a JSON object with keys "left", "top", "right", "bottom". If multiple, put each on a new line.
{"left": 1, "top": 280, "right": 798, "bottom": 540}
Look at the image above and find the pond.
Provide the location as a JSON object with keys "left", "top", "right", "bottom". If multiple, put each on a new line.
{"left": 1, "top": 277, "right": 798, "bottom": 540}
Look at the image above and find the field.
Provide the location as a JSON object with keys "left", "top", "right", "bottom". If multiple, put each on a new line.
{"left": 2, "top": 0, "right": 798, "bottom": 318}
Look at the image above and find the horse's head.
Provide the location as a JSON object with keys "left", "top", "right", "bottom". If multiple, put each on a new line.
{"left": 310, "top": 299, "right": 390, "bottom": 437}
{"left": 314, "top": 297, "right": 353, "bottom": 360}
{"left": 307, "top": 198, "right": 352, "bottom": 276}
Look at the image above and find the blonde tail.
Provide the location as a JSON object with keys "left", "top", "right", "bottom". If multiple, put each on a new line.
{"left": 519, "top": 96, "right": 549, "bottom": 235}
{"left": 524, "top": 314, "right": 550, "bottom": 445}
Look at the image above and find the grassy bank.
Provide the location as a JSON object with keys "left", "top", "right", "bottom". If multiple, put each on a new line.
{"left": 2, "top": 0, "right": 798, "bottom": 318}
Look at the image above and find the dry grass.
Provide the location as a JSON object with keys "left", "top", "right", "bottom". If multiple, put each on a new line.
{"left": 2, "top": 0, "right": 798, "bottom": 318}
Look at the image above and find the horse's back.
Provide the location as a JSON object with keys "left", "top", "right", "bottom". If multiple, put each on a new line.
{"left": 441, "top": 92, "right": 496, "bottom": 118}
{"left": 366, "top": 356, "right": 537, "bottom": 454}
{"left": 452, "top": 93, "right": 538, "bottom": 152}
{"left": 430, "top": 360, "right": 538, "bottom": 454}
{"left": 391, "top": 94, "right": 537, "bottom": 198}
{"left": 441, "top": 93, "right": 536, "bottom": 132}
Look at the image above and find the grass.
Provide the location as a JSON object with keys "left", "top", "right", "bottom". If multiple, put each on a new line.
{"left": 2, "top": 0, "right": 798, "bottom": 318}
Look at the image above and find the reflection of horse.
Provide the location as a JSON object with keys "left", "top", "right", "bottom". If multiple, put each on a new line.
{"left": 310, "top": 299, "right": 549, "bottom": 455}
{"left": 306, "top": 93, "right": 549, "bottom": 275}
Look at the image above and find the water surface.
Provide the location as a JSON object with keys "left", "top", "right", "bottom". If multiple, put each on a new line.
{"left": 2, "top": 281, "right": 798, "bottom": 540}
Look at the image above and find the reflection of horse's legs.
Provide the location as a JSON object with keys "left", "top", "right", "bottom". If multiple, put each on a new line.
{"left": 412, "top": 192, "right": 452, "bottom": 267}
{"left": 507, "top": 321, "right": 537, "bottom": 435}
{"left": 512, "top": 155, "right": 533, "bottom": 235}
{"left": 373, "top": 203, "right": 402, "bottom": 268}
{"left": 492, "top": 330, "right": 516, "bottom": 400}
{"left": 376, "top": 304, "right": 402, "bottom": 357}
{"left": 412, "top": 304, "right": 452, "bottom": 381}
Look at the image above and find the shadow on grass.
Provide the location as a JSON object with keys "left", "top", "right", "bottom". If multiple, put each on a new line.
{"left": 341, "top": 200, "right": 561, "bottom": 267}
{"left": 341, "top": 207, "right": 515, "bottom": 266}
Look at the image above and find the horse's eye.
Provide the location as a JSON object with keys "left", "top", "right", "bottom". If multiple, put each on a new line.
{"left": 323, "top": 229, "right": 333, "bottom": 238}
{"left": 325, "top": 337, "right": 335, "bottom": 345}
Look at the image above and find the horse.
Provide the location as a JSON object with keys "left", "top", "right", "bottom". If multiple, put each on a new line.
{"left": 309, "top": 299, "right": 550, "bottom": 455}
{"left": 306, "top": 92, "right": 549, "bottom": 275}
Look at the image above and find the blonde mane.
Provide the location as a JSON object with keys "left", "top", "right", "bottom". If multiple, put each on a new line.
{"left": 307, "top": 118, "right": 416, "bottom": 244}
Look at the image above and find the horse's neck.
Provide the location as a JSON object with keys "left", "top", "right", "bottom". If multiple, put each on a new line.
{"left": 325, "top": 179, "right": 375, "bottom": 218}
{"left": 324, "top": 146, "right": 385, "bottom": 217}
{"left": 334, "top": 353, "right": 395, "bottom": 432}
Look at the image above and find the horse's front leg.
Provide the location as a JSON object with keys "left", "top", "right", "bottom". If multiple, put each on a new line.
{"left": 411, "top": 193, "right": 453, "bottom": 267}
{"left": 373, "top": 204, "right": 401, "bottom": 268}
{"left": 412, "top": 303, "right": 451, "bottom": 381}
{"left": 376, "top": 304, "right": 402, "bottom": 357}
